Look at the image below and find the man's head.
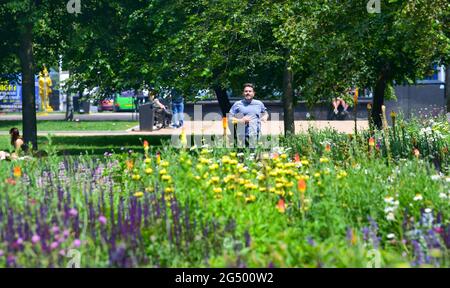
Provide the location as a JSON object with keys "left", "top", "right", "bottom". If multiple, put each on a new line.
{"left": 242, "top": 83, "right": 255, "bottom": 101}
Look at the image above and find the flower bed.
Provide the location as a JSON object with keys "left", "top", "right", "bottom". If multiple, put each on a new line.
{"left": 0, "top": 118, "right": 449, "bottom": 267}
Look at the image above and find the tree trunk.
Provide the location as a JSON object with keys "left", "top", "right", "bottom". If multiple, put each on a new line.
{"left": 446, "top": 66, "right": 450, "bottom": 114}
{"left": 213, "top": 86, "right": 231, "bottom": 117}
{"left": 283, "top": 60, "right": 295, "bottom": 135}
{"left": 372, "top": 73, "right": 387, "bottom": 130}
{"left": 18, "top": 22, "right": 38, "bottom": 150}
{"left": 65, "top": 93, "right": 74, "bottom": 121}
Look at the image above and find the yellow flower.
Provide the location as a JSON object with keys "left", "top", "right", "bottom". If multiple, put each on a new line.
{"left": 259, "top": 187, "right": 267, "bottom": 192}
{"left": 145, "top": 187, "right": 154, "bottom": 192}
{"left": 210, "top": 176, "right": 220, "bottom": 184}
{"left": 159, "top": 169, "right": 167, "bottom": 175}
{"left": 337, "top": 170, "right": 348, "bottom": 179}
{"left": 165, "top": 187, "right": 174, "bottom": 193}
{"left": 134, "top": 192, "right": 144, "bottom": 198}
{"left": 245, "top": 195, "right": 256, "bottom": 203}
{"left": 161, "top": 175, "right": 172, "bottom": 182}
{"left": 160, "top": 160, "right": 169, "bottom": 167}
{"left": 223, "top": 175, "right": 233, "bottom": 183}
{"left": 213, "top": 187, "right": 222, "bottom": 194}
{"left": 301, "top": 160, "right": 309, "bottom": 166}
{"left": 280, "top": 154, "right": 288, "bottom": 160}
{"left": 145, "top": 168, "right": 153, "bottom": 175}
{"left": 131, "top": 174, "right": 141, "bottom": 181}
{"left": 284, "top": 182, "right": 294, "bottom": 188}
{"left": 319, "top": 157, "right": 329, "bottom": 163}
{"left": 195, "top": 176, "right": 201, "bottom": 181}
{"left": 144, "top": 158, "right": 151, "bottom": 164}
{"left": 257, "top": 174, "right": 266, "bottom": 181}
{"left": 229, "top": 152, "right": 237, "bottom": 158}
{"left": 209, "top": 163, "right": 219, "bottom": 171}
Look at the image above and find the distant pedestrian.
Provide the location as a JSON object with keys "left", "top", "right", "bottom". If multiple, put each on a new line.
{"left": 229, "top": 83, "right": 268, "bottom": 148}
{"left": 170, "top": 88, "right": 184, "bottom": 128}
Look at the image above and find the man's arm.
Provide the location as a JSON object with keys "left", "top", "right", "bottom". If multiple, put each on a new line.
{"left": 260, "top": 103, "right": 268, "bottom": 122}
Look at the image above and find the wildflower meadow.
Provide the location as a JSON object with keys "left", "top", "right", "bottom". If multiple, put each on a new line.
{"left": 0, "top": 116, "right": 449, "bottom": 268}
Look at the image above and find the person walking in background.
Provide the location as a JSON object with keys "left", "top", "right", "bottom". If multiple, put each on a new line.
{"left": 170, "top": 88, "right": 184, "bottom": 128}
{"left": 229, "top": 83, "right": 268, "bottom": 148}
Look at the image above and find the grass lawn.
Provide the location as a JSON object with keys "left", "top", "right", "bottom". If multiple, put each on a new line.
{"left": 0, "top": 120, "right": 138, "bottom": 131}
{"left": 0, "top": 134, "right": 170, "bottom": 155}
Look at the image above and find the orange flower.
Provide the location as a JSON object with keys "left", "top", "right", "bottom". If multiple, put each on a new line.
{"left": 298, "top": 179, "right": 306, "bottom": 193}
{"left": 294, "top": 153, "right": 300, "bottom": 163}
{"left": 222, "top": 117, "right": 228, "bottom": 129}
{"left": 143, "top": 140, "right": 149, "bottom": 148}
{"left": 272, "top": 153, "right": 279, "bottom": 160}
{"left": 5, "top": 178, "right": 16, "bottom": 185}
{"left": 325, "top": 144, "right": 331, "bottom": 152}
{"left": 368, "top": 137, "right": 375, "bottom": 147}
{"left": 413, "top": 148, "right": 420, "bottom": 158}
{"left": 126, "top": 160, "right": 134, "bottom": 170}
{"left": 13, "top": 166, "right": 21, "bottom": 178}
{"left": 276, "top": 199, "right": 286, "bottom": 213}
{"left": 156, "top": 152, "right": 161, "bottom": 164}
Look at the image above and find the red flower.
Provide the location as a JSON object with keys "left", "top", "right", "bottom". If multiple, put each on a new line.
{"left": 298, "top": 179, "right": 306, "bottom": 193}
{"left": 13, "top": 166, "right": 21, "bottom": 178}
{"left": 276, "top": 199, "right": 286, "bottom": 213}
{"left": 294, "top": 153, "right": 300, "bottom": 163}
{"left": 5, "top": 178, "right": 16, "bottom": 185}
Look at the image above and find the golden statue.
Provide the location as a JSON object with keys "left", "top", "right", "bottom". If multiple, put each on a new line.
{"left": 38, "top": 66, "right": 53, "bottom": 112}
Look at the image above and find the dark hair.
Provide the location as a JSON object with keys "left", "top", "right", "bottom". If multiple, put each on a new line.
{"left": 9, "top": 127, "right": 20, "bottom": 146}
{"left": 243, "top": 83, "right": 255, "bottom": 91}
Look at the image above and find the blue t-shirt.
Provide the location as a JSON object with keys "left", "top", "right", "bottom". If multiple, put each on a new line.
{"left": 229, "top": 99, "right": 267, "bottom": 136}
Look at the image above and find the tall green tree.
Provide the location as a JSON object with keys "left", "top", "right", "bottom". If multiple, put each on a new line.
{"left": 0, "top": 0, "right": 69, "bottom": 149}
{"left": 332, "top": 0, "right": 448, "bottom": 128}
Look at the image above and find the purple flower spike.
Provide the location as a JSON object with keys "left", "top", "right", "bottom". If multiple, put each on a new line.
{"left": 73, "top": 239, "right": 81, "bottom": 248}
{"left": 16, "top": 238, "right": 24, "bottom": 245}
{"left": 69, "top": 208, "right": 78, "bottom": 217}
{"left": 50, "top": 242, "right": 59, "bottom": 250}
{"left": 31, "top": 235, "right": 40, "bottom": 244}
{"left": 99, "top": 215, "right": 107, "bottom": 225}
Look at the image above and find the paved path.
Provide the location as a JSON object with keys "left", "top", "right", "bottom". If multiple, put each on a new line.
{"left": 0, "top": 112, "right": 138, "bottom": 121}
{"left": 0, "top": 120, "right": 368, "bottom": 136}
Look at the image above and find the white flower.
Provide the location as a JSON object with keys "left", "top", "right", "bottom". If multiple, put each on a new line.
{"left": 413, "top": 194, "right": 423, "bottom": 201}
{"left": 393, "top": 200, "right": 399, "bottom": 207}
{"left": 387, "top": 233, "right": 396, "bottom": 239}
{"left": 446, "top": 177, "right": 450, "bottom": 183}
{"left": 439, "top": 193, "right": 448, "bottom": 199}
{"left": 431, "top": 175, "right": 441, "bottom": 181}
{"left": 384, "top": 207, "right": 395, "bottom": 213}
{"left": 386, "top": 212, "right": 395, "bottom": 221}
{"left": 384, "top": 196, "right": 394, "bottom": 204}
{"left": 424, "top": 208, "right": 432, "bottom": 214}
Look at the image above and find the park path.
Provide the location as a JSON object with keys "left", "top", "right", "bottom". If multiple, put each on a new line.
{"left": 0, "top": 120, "right": 368, "bottom": 136}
